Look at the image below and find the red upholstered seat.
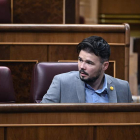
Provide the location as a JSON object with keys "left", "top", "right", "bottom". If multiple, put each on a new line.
{"left": 30, "top": 62, "right": 78, "bottom": 103}
{"left": 0, "top": 0, "right": 11, "bottom": 23}
{"left": 0, "top": 66, "right": 15, "bottom": 103}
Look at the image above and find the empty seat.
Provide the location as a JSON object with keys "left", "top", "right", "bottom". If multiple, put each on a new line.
{"left": 0, "top": 0, "right": 11, "bottom": 23}
{"left": 30, "top": 62, "right": 78, "bottom": 103}
{"left": 0, "top": 66, "right": 15, "bottom": 103}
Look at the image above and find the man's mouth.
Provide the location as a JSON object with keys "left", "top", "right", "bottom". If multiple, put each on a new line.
{"left": 79, "top": 69, "right": 88, "bottom": 76}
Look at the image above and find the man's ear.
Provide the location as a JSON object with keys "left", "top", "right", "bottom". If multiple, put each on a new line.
{"left": 102, "top": 61, "right": 109, "bottom": 71}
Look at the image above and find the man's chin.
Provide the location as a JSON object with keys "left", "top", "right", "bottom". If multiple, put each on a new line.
{"left": 80, "top": 76, "right": 89, "bottom": 82}
{"left": 80, "top": 75, "right": 99, "bottom": 84}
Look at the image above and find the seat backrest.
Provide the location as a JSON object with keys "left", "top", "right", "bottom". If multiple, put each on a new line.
{"left": 30, "top": 62, "right": 78, "bottom": 103}
{"left": 0, "top": 66, "right": 15, "bottom": 103}
{"left": 0, "top": 0, "right": 11, "bottom": 23}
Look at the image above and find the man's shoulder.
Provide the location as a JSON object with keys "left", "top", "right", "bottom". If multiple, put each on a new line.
{"left": 105, "top": 74, "right": 128, "bottom": 84}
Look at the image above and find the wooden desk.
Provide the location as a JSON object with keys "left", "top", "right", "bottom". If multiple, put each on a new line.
{"left": 0, "top": 103, "right": 140, "bottom": 140}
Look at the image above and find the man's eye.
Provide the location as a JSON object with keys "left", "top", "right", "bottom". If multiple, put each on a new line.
{"left": 87, "top": 62, "right": 93, "bottom": 65}
{"left": 78, "top": 58, "right": 82, "bottom": 62}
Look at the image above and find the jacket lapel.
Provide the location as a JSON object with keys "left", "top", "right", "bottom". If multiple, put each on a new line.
{"left": 76, "top": 72, "right": 85, "bottom": 103}
{"left": 106, "top": 75, "right": 117, "bottom": 103}
{"left": 75, "top": 73, "right": 117, "bottom": 103}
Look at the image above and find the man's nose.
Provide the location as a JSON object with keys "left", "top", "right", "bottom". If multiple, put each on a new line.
{"left": 81, "top": 62, "right": 86, "bottom": 69}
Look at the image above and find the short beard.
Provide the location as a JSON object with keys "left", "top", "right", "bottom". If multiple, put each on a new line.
{"left": 80, "top": 74, "right": 100, "bottom": 85}
{"left": 79, "top": 69, "right": 101, "bottom": 85}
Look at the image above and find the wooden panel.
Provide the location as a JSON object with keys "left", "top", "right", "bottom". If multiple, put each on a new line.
{"left": 0, "top": 61, "right": 37, "bottom": 103}
{"left": 7, "top": 126, "right": 93, "bottom": 140}
{"left": 0, "top": 104, "right": 140, "bottom": 140}
{"left": 12, "top": 0, "right": 63, "bottom": 23}
{"left": 10, "top": 45, "right": 48, "bottom": 61}
{"left": 0, "top": 104, "right": 140, "bottom": 123}
{"left": 1, "top": 111, "right": 140, "bottom": 124}
{"left": 110, "top": 45, "right": 125, "bottom": 80}
{"left": 106, "top": 61, "right": 115, "bottom": 77}
{"left": 0, "top": 44, "right": 123, "bottom": 79}
{"left": 65, "top": 0, "right": 79, "bottom": 24}
{"left": 98, "top": 0, "right": 140, "bottom": 14}
{"left": 1, "top": 125, "right": 140, "bottom": 140}
{"left": 0, "top": 32, "right": 125, "bottom": 43}
{"left": 129, "top": 53, "right": 138, "bottom": 95}
{"left": 133, "top": 38, "right": 140, "bottom": 84}
{"left": 48, "top": 45, "right": 78, "bottom": 61}
{"left": 0, "top": 128, "right": 4, "bottom": 140}
{"left": 0, "top": 45, "right": 10, "bottom": 59}
{"left": 96, "top": 126, "right": 140, "bottom": 140}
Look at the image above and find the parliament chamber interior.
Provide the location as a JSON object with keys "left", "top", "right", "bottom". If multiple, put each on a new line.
{"left": 0, "top": 0, "right": 140, "bottom": 140}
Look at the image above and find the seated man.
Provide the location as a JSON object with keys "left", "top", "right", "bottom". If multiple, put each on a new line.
{"left": 41, "top": 36, "right": 133, "bottom": 103}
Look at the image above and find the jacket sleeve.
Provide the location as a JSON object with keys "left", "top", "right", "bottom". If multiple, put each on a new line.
{"left": 40, "top": 75, "right": 61, "bottom": 103}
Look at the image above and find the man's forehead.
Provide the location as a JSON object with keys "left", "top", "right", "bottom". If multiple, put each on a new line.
{"left": 78, "top": 50, "right": 102, "bottom": 63}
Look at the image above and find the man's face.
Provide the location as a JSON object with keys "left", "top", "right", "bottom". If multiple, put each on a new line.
{"left": 78, "top": 50, "right": 109, "bottom": 84}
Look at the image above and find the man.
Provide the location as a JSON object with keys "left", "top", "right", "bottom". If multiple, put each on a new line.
{"left": 41, "top": 36, "right": 133, "bottom": 103}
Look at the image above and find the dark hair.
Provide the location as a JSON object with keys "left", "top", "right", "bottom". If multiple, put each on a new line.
{"left": 77, "top": 36, "right": 110, "bottom": 63}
